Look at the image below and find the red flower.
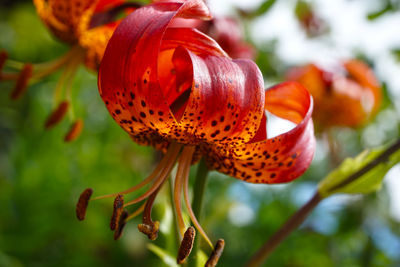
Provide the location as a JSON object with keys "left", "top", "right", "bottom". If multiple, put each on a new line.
{"left": 287, "top": 60, "right": 381, "bottom": 129}
{"left": 79, "top": 0, "right": 315, "bottom": 264}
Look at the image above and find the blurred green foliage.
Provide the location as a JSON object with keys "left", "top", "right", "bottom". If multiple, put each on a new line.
{"left": 1, "top": 1, "right": 400, "bottom": 267}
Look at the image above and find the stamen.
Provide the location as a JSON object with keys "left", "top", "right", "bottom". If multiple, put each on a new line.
{"left": 64, "top": 119, "right": 83, "bottom": 142}
{"left": 114, "top": 210, "right": 129, "bottom": 240}
{"left": 177, "top": 226, "right": 196, "bottom": 264}
{"left": 138, "top": 186, "right": 163, "bottom": 240}
{"left": 174, "top": 146, "right": 195, "bottom": 236}
{"left": 92, "top": 142, "right": 182, "bottom": 201}
{"left": 76, "top": 188, "right": 93, "bottom": 221}
{"left": 183, "top": 153, "right": 214, "bottom": 248}
{"left": 137, "top": 221, "right": 160, "bottom": 241}
{"left": 44, "top": 101, "right": 70, "bottom": 129}
{"left": 110, "top": 194, "right": 124, "bottom": 230}
{"left": 205, "top": 239, "right": 225, "bottom": 267}
{"left": 10, "top": 63, "right": 33, "bottom": 100}
{"left": 0, "top": 51, "right": 8, "bottom": 76}
{"left": 33, "top": 46, "right": 84, "bottom": 80}
{"left": 123, "top": 143, "right": 182, "bottom": 207}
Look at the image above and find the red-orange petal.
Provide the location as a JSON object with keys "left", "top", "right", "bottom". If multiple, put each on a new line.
{"left": 99, "top": 0, "right": 265, "bottom": 150}
{"left": 205, "top": 82, "right": 315, "bottom": 184}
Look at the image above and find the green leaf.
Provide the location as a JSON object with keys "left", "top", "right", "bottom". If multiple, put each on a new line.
{"left": 318, "top": 141, "right": 400, "bottom": 198}
{"left": 255, "top": 0, "right": 277, "bottom": 16}
{"left": 147, "top": 243, "right": 179, "bottom": 267}
{"left": 367, "top": 3, "right": 393, "bottom": 21}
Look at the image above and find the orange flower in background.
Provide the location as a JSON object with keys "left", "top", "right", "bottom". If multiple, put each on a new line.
{"left": 77, "top": 0, "right": 315, "bottom": 264}
{"left": 286, "top": 60, "right": 381, "bottom": 130}
{"left": 0, "top": 0, "right": 139, "bottom": 141}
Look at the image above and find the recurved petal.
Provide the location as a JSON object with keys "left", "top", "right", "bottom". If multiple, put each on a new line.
{"left": 180, "top": 48, "right": 264, "bottom": 144}
{"left": 205, "top": 82, "right": 315, "bottom": 184}
{"left": 99, "top": 0, "right": 265, "bottom": 148}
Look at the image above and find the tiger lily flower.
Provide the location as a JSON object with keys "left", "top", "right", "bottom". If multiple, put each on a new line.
{"left": 0, "top": 0, "right": 139, "bottom": 141}
{"left": 76, "top": 0, "right": 315, "bottom": 264}
{"left": 286, "top": 60, "right": 381, "bottom": 130}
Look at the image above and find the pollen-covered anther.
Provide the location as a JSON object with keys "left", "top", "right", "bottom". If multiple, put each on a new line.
{"left": 44, "top": 101, "right": 70, "bottom": 129}
{"left": 114, "top": 210, "right": 129, "bottom": 240}
{"left": 177, "top": 226, "right": 196, "bottom": 264}
{"left": 76, "top": 188, "right": 93, "bottom": 221}
{"left": 64, "top": 119, "right": 83, "bottom": 142}
{"left": 110, "top": 194, "right": 124, "bottom": 230}
{"left": 137, "top": 221, "right": 160, "bottom": 241}
{"left": 10, "top": 63, "right": 33, "bottom": 100}
{"left": 205, "top": 239, "right": 225, "bottom": 267}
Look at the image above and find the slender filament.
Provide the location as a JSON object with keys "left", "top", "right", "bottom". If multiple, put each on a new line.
{"left": 123, "top": 143, "right": 182, "bottom": 206}
{"left": 174, "top": 146, "right": 196, "bottom": 237}
{"left": 92, "top": 142, "right": 182, "bottom": 201}
{"left": 182, "top": 148, "right": 214, "bottom": 248}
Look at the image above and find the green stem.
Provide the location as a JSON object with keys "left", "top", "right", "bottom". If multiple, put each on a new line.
{"left": 188, "top": 158, "right": 210, "bottom": 267}
{"left": 168, "top": 178, "right": 180, "bottom": 254}
{"left": 245, "top": 192, "right": 322, "bottom": 267}
{"left": 246, "top": 138, "right": 400, "bottom": 267}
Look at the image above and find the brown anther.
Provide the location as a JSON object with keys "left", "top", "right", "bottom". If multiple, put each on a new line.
{"left": 10, "top": 63, "right": 33, "bottom": 100}
{"left": 0, "top": 51, "right": 8, "bottom": 77}
{"left": 137, "top": 221, "right": 160, "bottom": 241}
{"left": 76, "top": 188, "right": 93, "bottom": 221}
{"left": 114, "top": 210, "right": 128, "bottom": 240}
{"left": 44, "top": 101, "right": 69, "bottom": 129}
{"left": 177, "top": 226, "right": 196, "bottom": 264}
{"left": 205, "top": 239, "right": 225, "bottom": 267}
{"left": 110, "top": 194, "right": 124, "bottom": 230}
{"left": 64, "top": 119, "right": 83, "bottom": 142}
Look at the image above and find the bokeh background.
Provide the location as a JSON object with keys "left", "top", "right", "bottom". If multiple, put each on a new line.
{"left": 1, "top": 0, "right": 400, "bottom": 266}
